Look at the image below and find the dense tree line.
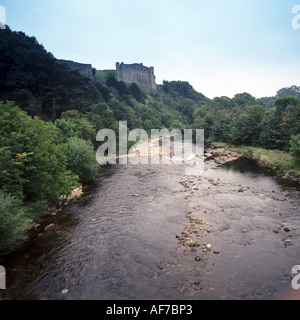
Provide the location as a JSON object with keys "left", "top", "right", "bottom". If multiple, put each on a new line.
{"left": 0, "top": 27, "right": 101, "bottom": 119}
{"left": 193, "top": 94, "right": 300, "bottom": 152}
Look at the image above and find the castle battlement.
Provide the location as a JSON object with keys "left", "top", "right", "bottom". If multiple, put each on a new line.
{"left": 116, "top": 62, "right": 157, "bottom": 91}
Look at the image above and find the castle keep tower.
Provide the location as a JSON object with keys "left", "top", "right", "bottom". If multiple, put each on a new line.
{"left": 116, "top": 62, "right": 157, "bottom": 91}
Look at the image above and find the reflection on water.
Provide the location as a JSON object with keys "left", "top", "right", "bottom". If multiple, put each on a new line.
{"left": 223, "top": 157, "right": 300, "bottom": 189}
{"left": 223, "top": 158, "right": 276, "bottom": 175}
{"left": 1, "top": 158, "right": 300, "bottom": 300}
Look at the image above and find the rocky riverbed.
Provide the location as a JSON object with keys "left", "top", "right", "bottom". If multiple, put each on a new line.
{"left": 204, "top": 147, "right": 242, "bottom": 164}
{"left": 1, "top": 156, "right": 300, "bottom": 300}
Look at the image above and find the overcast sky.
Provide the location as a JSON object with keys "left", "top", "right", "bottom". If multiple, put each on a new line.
{"left": 1, "top": 0, "right": 300, "bottom": 98}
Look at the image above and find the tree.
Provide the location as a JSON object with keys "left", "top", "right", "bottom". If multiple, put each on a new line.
{"left": 129, "top": 83, "right": 145, "bottom": 103}
{"left": 66, "top": 137, "right": 99, "bottom": 183}
{"left": 0, "top": 28, "right": 101, "bottom": 119}
{"left": 193, "top": 106, "right": 215, "bottom": 139}
{"left": 161, "top": 80, "right": 209, "bottom": 104}
{"left": 54, "top": 110, "right": 96, "bottom": 143}
{"left": 233, "top": 93, "right": 256, "bottom": 108}
{"left": 85, "top": 103, "right": 119, "bottom": 132}
{"left": 0, "top": 191, "right": 32, "bottom": 254}
{"left": 259, "top": 108, "right": 282, "bottom": 150}
{"left": 106, "top": 76, "right": 129, "bottom": 96}
{"left": 290, "top": 134, "right": 300, "bottom": 168}
{"left": 276, "top": 86, "right": 300, "bottom": 99}
{"left": 274, "top": 96, "right": 300, "bottom": 150}
{"left": 109, "top": 99, "right": 142, "bottom": 130}
{"left": 0, "top": 101, "right": 78, "bottom": 204}
{"left": 212, "top": 96, "right": 236, "bottom": 110}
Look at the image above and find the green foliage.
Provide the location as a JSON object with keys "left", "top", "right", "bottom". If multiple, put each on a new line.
{"left": 290, "top": 134, "right": 300, "bottom": 168}
{"left": 258, "top": 97, "right": 300, "bottom": 150}
{"left": 211, "top": 96, "right": 236, "bottom": 110}
{"left": 276, "top": 86, "right": 300, "bottom": 100}
{"left": 109, "top": 99, "right": 142, "bottom": 130}
{"left": 0, "top": 191, "right": 32, "bottom": 254}
{"left": 85, "top": 103, "right": 119, "bottom": 132}
{"left": 129, "top": 83, "right": 146, "bottom": 103}
{"left": 0, "top": 28, "right": 101, "bottom": 119}
{"left": 232, "top": 93, "right": 256, "bottom": 108}
{"left": 54, "top": 110, "right": 96, "bottom": 143}
{"left": 106, "top": 76, "right": 130, "bottom": 96}
{"left": 0, "top": 147, "right": 26, "bottom": 198}
{"left": 66, "top": 137, "right": 99, "bottom": 183}
{"left": 193, "top": 106, "right": 215, "bottom": 139}
{"left": 209, "top": 96, "right": 299, "bottom": 152}
{"left": 1, "top": 26, "right": 300, "bottom": 255}
{"left": 0, "top": 101, "right": 78, "bottom": 204}
{"left": 161, "top": 80, "right": 208, "bottom": 104}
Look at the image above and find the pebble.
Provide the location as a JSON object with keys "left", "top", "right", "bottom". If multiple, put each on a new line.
{"left": 44, "top": 224, "right": 55, "bottom": 232}
{"left": 195, "top": 256, "right": 201, "bottom": 262}
{"left": 206, "top": 244, "right": 212, "bottom": 250}
{"left": 186, "top": 240, "right": 199, "bottom": 248}
{"left": 61, "top": 289, "right": 68, "bottom": 294}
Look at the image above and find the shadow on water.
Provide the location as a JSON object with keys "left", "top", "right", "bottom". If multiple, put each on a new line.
{"left": 222, "top": 157, "right": 300, "bottom": 190}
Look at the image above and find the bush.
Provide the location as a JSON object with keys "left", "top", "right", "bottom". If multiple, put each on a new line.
{"left": 0, "top": 191, "right": 32, "bottom": 254}
{"left": 0, "top": 101, "right": 79, "bottom": 204}
{"left": 290, "top": 134, "right": 300, "bottom": 168}
{"left": 66, "top": 137, "right": 99, "bottom": 183}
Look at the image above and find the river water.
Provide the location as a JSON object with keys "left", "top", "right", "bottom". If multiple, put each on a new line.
{"left": 1, "top": 158, "right": 300, "bottom": 300}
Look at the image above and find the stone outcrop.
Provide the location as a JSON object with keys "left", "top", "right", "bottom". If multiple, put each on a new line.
{"left": 116, "top": 62, "right": 157, "bottom": 91}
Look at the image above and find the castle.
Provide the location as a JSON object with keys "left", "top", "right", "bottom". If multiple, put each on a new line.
{"left": 116, "top": 62, "right": 157, "bottom": 91}
{"left": 57, "top": 60, "right": 94, "bottom": 79}
{"left": 57, "top": 59, "right": 157, "bottom": 91}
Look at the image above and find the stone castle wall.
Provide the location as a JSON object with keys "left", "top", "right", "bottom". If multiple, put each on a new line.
{"left": 116, "top": 62, "right": 157, "bottom": 91}
{"left": 57, "top": 59, "right": 94, "bottom": 79}
{"left": 57, "top": 59, "right": 157, "bottom": 91}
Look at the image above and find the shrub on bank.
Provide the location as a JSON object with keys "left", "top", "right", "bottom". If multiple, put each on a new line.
{"left": 66, "top": 137, "right": 99, "bottom": 184}
{"left": 290, "top": 134, "right": 300, "bottom": 168}
{"left": 0, "top": 191, "right": 32, "bottom": 255}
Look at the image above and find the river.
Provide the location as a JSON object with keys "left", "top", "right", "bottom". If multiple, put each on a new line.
{"left": 1, "top": 158, "right": 300, "bottom": 300}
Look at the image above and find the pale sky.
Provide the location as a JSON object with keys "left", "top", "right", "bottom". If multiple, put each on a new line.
{"left": 1, "top": 0, "right": 300, "bottom": 98}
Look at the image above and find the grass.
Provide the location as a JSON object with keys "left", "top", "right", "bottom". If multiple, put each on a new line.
{"left": 95, "top": 70, "right": 116, "bottom": 79}
{"left": 210, "top": 141, "right": 300, "bottom": 177}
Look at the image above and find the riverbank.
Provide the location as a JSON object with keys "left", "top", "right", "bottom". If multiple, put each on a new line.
{"left": 2, "top": 151, "right": 300, "bottom": 300}
{"left": 33, "top": 185, "right": 84, "bottom": 234}
{"left": 205, "top": 142, "right": 300, "bottom": 183}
